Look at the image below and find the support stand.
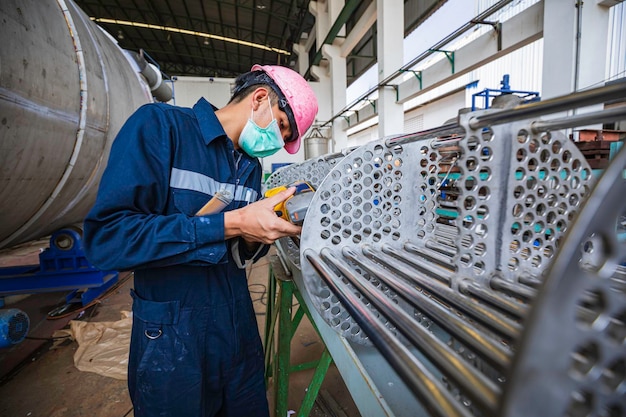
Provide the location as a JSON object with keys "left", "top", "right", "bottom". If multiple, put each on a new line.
{"left": 0, "top": 228, "right": 118, "bottom": 318}
{"left": 264, "top": 255, "right": 333, "bottom": 417}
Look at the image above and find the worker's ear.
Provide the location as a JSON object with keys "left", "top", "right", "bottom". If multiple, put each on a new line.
{"left": 250, "top": 87, "right": 269, "bottom": 110}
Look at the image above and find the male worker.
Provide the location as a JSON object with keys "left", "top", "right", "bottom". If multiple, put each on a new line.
{"left": 83, "top": 64, "right": 319, "bottom": 417}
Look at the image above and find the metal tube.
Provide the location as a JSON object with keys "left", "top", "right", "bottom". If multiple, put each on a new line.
{"left": 434, "top": 224, "right": 461, "bottom": 239}
{"left": 459, "top": 281, "right": 528, "bottom": 320}
{"left": 424, "top": 240, "right": 458, "bottom": 258}
{"left": 469, "top": 82, "right": 626, "bottom": 130}
{"left": 431, "top": 136, "right": 464, "bottom": 149}
{"left": 342, "top": 248, "right": 512, "bottom": 373}
{"left": 322, "top": 151, "right": 349, "bottom": 161}
{"left": 321, "top": 248, "right": 500, "bottom": 415}
{"left": 392, "top": 243, "right": 459, "bottom": 272}
{"left": 364, "top": 246, "right": 521, "bottom": 340}
{"left": 436, "top": 223, "right": 461, "bottom": 234}
{"left": 431, "top": 238, "right": 460, "bottom": 249}
{"left": 386, "top": 123, "right": 465, "bottom": 147}
{"left": 403, "top": 243, "right": 456, "bottom": 270}
{"left": 530, "top": 106, "right": 626, "bottom": 133}
{"left": 304, "top": 250, "right": 474, "bottom": 417}
{"left": 439, "top": 202, "right": 461, "bottom": 210}
{"left": 517, "top": 274, "right": 542, "bottom": 288}
{"left": 434, "top": 229, "right": 461, "bottom": 243}
{"left": 490, "top": 277, "right": 537, "bottom": 302}
{"left": 381, "top": 245, "right": 453, "bottom": 285}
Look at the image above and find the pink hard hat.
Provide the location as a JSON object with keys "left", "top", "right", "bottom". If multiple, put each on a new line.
{"left": 251, "top": 64, "right": 318, "bottom": 154}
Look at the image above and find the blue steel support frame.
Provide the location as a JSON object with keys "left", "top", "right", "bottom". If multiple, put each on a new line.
{"left": 472, "top": 74, "right": 540, "bottom": 111}
{"left": 0, "top": 228, "right": 119, "bottom": 307}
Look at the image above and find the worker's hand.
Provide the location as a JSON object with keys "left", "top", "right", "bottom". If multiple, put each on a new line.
{"left": 224, "top": 187, "right": 302, "bottom": 244}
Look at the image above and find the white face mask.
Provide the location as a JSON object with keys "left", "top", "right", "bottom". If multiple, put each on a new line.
{"left": 239, "top": 96, "right": 284, "bottom": 158}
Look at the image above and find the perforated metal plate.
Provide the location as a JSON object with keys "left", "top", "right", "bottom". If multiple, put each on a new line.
{"left": 264, "top": 151, "right": 350, "bottom": 193}
{"left": 265, "top": 151, "right": 353, "bottom": 270}
{"left": 300, "top": 111, "right": 594, "bottom": 345}
{"left": 499, "top": 143, "right": 626, "bottom": 417}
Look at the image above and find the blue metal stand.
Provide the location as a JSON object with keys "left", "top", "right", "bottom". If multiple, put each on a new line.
{"left": 0, "top": 228, "right": 118, "bottom": 310}
{"left": 471, "top": 74, "right": 540, "bottom": 110}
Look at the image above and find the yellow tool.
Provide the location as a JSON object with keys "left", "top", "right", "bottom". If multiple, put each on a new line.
{"left": 264, "top": 180, "right": 315, "bottom": 225}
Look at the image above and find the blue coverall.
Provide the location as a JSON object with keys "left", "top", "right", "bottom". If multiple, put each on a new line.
{"left": 83, "top": 98, "right": 270, "bottom": 417}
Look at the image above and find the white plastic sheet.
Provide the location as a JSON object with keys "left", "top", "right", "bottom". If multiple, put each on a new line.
{"left": 54, "top": 311, "right": 131, "bottom": 380}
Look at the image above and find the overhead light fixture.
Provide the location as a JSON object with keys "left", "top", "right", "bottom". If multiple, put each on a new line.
{"left": 92, "top": 17, "right": 289, "bottom": 55}
{"left": 203, "top": 38, "right": 210, "bottom": 46}
{"left": 117, "top": 30, "right": 124, "bottom": 40}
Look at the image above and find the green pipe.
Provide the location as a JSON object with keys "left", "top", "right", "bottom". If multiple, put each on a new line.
{"left": 267, "top": 266, "right": 335, "bottom": 416}
{"left": 291, "top": 360, "right": 322, "bottom": 372}
{"left": 296, "top": 350, "right": 333, "bottom": 417}
{"left": 276, "top": 280, "right": 294, "bottom": 417}
{"left": 264, "top": 267, "right": 278, "bottom": 384}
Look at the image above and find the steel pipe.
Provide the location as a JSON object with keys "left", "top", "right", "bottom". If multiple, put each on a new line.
{"left": 304, "top": 250, "right": 474, "bottom": 417}
{"left": 363, "top": 246, "right": 522, "bottom": 340}
{"left": 517, "top": 274, "right": 542, "bottom": 288}
{"left": 489, "top": 277, "right": 537, "bottom": 302}
{"left": 321, "top": 248, "right": 500, "bottom": 415}
{"left": 530, "top": 105, "right": 626, "bottom": 133}
{"left": 469, "top": 82, "right": 626, "bottom": 130}
{"left": 385, "top": 123, "right": 465, "bottom": 147}
{"left": 341, "top": 247, "right": 512, "bottom": 373}
{"left": 423, "top": 240, "right": 458, "bottom": 259}
{"left": 459, "top": 281, "right": 528, "bottom": 320}
{"left": 380, "top": 245, "right": 454, "bottom": 285}
{"left": 403, "top": 243, "right": 457, "bottom": 270}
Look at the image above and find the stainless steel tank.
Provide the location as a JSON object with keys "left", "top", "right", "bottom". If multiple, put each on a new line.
{"left": 304, "top": 136, "right": 330, "bottom": 160}
{"left": 0, "top": 0, "right": 152, "bottom": 249}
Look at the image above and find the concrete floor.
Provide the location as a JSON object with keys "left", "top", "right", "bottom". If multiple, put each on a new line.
{"left": 0, "top": 242, "right": 361, "bottom": 417}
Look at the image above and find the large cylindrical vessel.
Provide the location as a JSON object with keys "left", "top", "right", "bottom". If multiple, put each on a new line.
{"left": 304, "top": 136, "right": 330, "bottom": 160}
{"left": 0, "top": 0, "right": 152, "bottom": 249}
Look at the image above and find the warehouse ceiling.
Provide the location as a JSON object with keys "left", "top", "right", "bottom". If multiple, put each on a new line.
{"left": 74, "top": 0, "right": 317, "bottom": 79}
{"left": 74, "top": 0, "right": 446, "bottom": 83}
